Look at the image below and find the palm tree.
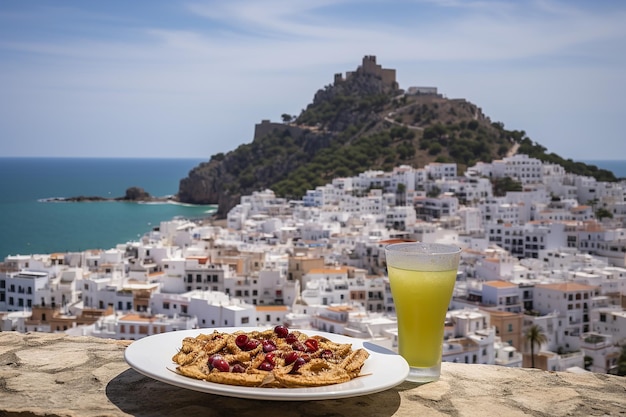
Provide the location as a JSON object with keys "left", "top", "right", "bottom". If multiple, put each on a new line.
{"left": 525, "top": 325, "right": 548, "bottom": 368}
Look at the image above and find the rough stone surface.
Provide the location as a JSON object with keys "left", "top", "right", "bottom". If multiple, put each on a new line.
{"left": 1, "top": 332, "right": 625, "bottom": 417}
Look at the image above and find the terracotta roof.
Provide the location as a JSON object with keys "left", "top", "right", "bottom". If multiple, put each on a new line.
{"left": 255, "top": 305, "right": 288, "bottom": 312}
{"left": 484, "top": 280, "right": 517, "bottom": 288}
{"left": 119, "top": 314, "right": 156, "bottom": 322}
{"left": 309, "top": 267, "right": 350, "bottom": 274}
{"left": 536, "top": 282, "right": 596, "bottom": 292}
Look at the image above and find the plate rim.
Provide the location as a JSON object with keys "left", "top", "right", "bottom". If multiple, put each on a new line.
{"left": 124, "top": 327, "right": 409, "bottom": 401}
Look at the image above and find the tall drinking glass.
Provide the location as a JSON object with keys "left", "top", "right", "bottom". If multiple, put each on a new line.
{"left": 385, "top": 242, "right": 461, "bottom": 383}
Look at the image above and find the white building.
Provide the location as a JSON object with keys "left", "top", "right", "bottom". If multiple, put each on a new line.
{"left": 579, "top": 332, "right": 621, "bottom": 374}
{"left": 442, "top": 308, "right": 498, "bottom": 365}
{"left": 89, "top": 312, "right": 196, "bottom": 340}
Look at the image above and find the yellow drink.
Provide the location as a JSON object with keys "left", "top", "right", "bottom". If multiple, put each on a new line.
{"left": 388, "top": 266, "right": 457, "bottom": 368}
{"left": 385, "top": 242, "right": 461, "bottom": 383}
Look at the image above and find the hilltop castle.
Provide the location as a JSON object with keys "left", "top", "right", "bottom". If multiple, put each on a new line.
{"left": 334, "top": 55, "right": 399, "bottom": 92}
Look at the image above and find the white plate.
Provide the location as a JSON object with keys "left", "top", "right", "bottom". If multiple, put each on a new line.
{"left": 124, "top": 327, "right": 409, "bottom": 401}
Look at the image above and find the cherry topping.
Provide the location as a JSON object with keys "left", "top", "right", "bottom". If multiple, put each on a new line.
{"left": 284, "top": 351, "right": 299, "bottom": 365}
{"left": 292, "top": 341, "right": 307, "bottom": 352}
{"left": 265, "top": 352, "right": 277, "bottom": 365}
{"left": 212, "top": 358, "right": 230, "bottom": 372}
{"left": 262, "top": 340, "right": 277, "bottom": 352}
{"left": 274, "top": 325, "right": 289, "bottom": 338}
{"left": 235, "top": 334, "right": 249, "bottom": 349}
{"left": 258, "top": 361, "right": 274, "bottom": 371}
{"left": 321, "top": 349, "right": 333, "bottom": 359}
{"left": 285, "top": 333, "right": 299, "bottom": 344}
{"left": 290, "top": 357, "right": 306, "bottom": 373}
{"left": 244, "top": 339, "right": 260, "bottom": 351}
{"left": 208, "top": 354, "right": 223, "bottom": 367}
{"left": 231, "top": 363, "right": 246, "bottom": 373}
{"left": 304, "top": 338, "right": 319, "bottom": 352}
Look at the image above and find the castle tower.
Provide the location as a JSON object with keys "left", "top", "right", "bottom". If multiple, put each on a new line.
{"left": 334, "top": 56, "right": 398, "bottom": 92}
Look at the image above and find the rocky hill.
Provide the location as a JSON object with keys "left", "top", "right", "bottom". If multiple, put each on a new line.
{"left": 177, "top": 56, "right": 617, "bottom": 218}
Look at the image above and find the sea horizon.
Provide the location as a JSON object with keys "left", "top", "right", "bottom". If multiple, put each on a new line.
{"left": 580, "top": 159, "right": 626, "bottom": 178}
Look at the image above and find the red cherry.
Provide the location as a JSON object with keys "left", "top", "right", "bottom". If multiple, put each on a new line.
{"left": 290, "top": 357, "right": 306, "bottom": 373}
{"left": 321, "top": 349, "right": 333, "bottom": 359}
{"left": 258, "top": 361, "right": 274, "bottom": 371}
{"left": 304, "top": 338, "right": 319, "bottom": 352}
{"left": 212, "top": 358, "right": 230, "bottom": 372}
{"left": 274, "top": 325, "right": 289, "bottom": 338}
{"left": 262, "top": 340, "right": 277, "bottom": 352}
{"left": 285, "top": 333, "right": 298, "bottom": 344}
{"left": 208, "top": 354, "right": 223, "bottom": 368}
{"left": 265, "top": 352, "right": 277, "bottom": 365}
{"left": 235, "top": 334, "right": 249, "bottom": 349}
{"left": 292, "top": 341, "right": 307, "bottom": 351}
{"left": 231, "top": 363, "right": 246, "bottom": 373}
{"left": 284, "top": 351, "right": 299, "bottom": 365}
{"left": 244, "top": 339, "right": 260, "bottom": 351}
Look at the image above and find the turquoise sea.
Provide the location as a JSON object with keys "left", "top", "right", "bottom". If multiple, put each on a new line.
{"left": 0, "top": 158, "right": 215, "bottom": 260}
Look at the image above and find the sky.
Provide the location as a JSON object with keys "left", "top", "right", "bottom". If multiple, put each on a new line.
{"left": 1, "top": 0, "right": 625, "bottom": 161}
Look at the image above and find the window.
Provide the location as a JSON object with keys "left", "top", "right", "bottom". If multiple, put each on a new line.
{"left": 241, "top": 317, "right": 249, "bottom": 324}
{"left": 508, "top": 324, "right": 513, "bottom": 332}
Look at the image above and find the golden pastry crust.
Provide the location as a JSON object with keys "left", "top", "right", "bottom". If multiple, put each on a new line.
{"left": 171, "top": 327, "right": 369, "bottom": 388}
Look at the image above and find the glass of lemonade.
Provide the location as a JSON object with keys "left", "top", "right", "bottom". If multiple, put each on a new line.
{"left": 385, "top": 242, "right": 461, "bottom": 383}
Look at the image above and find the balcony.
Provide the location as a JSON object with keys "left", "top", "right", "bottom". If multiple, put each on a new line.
{"left": 1, "top": 332, "right": 624, "bottom": 416}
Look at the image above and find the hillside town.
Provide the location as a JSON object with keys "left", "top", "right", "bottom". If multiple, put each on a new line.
{"left": 2, "top": 153, "right": 626, "bottom": 375}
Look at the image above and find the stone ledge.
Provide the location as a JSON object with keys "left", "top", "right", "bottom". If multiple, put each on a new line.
{"left": 1, "top": 332, "right": 625, "bottom": 417}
